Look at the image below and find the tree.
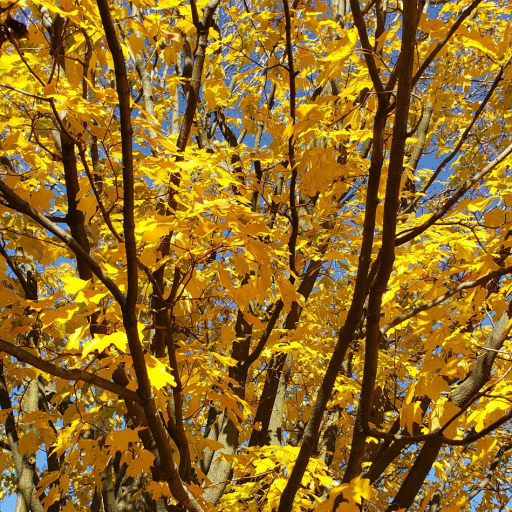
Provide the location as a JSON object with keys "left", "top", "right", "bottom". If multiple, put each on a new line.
{"left": 0, "top": 0, "right": 512, "bottom": 510}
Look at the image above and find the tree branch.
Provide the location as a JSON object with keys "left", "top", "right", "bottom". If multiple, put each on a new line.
{"left": 0, "top": 339, "right": 143, "bottom": 404}
{"left": 381, "top": 265, "right": 512, "bottom": 333}
{"left": 283, "top": 0, "right": 299, "bottom": 279}
{"left": 348, "top": 0, "right": 385, "bottom": 96}
{"left": 343, "top": 0, "right": 418, "bottom": 482}
{"left": 397, "top": 141, "right": 512, "bottom": 247}
{"left": 0, "top": 177, "right": 124, "bottom": 305}
{"left": 404, "top": 57, "right": 510, "bottom": 215}
{"left": 412, "top": 0, "right": 483, "bottom": 88}
{"left": 95, "top": 1, "right": 205, "bottom": 510}
{"left": 176, "top": 0, "right": 222, "bottom": 152}
{"left": 276, "top": 79, "right": 390, "bottom": 512}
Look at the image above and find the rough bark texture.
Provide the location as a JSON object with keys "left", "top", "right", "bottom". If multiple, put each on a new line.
{"left": 452, "top": 303, "right": 512, "bottom": 408}
{"left": 15, "top": 379, "right": 40, "bottom": 512}
{"left": 203, "top": 311, "right": 251, "bottom": 504}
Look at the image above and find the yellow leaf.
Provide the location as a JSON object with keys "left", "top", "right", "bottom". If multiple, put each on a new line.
{"left": 62, "top": 276, "right": 90, "bottom": 295}
{"left": 77, "top": 193, "right": 98, "bottom": 223}
{"left": 105, "top": 428, "right": 141, "bottom": 452}
{"left": 0, "top": 282, "right": 21, "bottom": 306}
{"left": 218, "top": 268, "right": 232, "bottom": 290}
{"left": 318, "top": 477, "right": 373, "bottom": 512}
{"left": 243, "top": 312, "right": 265, "bottom": 330}
{"left": 127, "top": 33, "right": 145, "bottom": 57}
{"left": 336, "top": 502, "right": 359, "bottom": 512}
{"left": 298, "top": 46, "right": 316, "bottom": 68}
{"left": 82, "top": 332, "right": 128, "bottom": 357}
{"left": 42, "top": 83, "right": 57, "bottom": 96}
{"left": 18, "top": 431, "right": 39, "bottom": 455}
{"left": 125, "top": 446, "right": 155, "bottom": 478}
{"left": 440, "top": 402, "right": 461, "bottom": 438}
{"left": 66, "top": 325, "right": 86, "bottom": 351}
{"left": 40, "top": 305, "right": 77, "bottom": 328}
{"left": 231, "top": 281, "right": 257, "bottom": 311}
{"left": 277, "top": 276, "right": 298, "bottom": 313}
{"left": 38, "top": 0, "right": 79, "bottom": 16}
{"left": 145, "top": 354, "right": 176, "bottom": 389}
{"left": 144, "top": 482, "right": 172, "bottom": 501}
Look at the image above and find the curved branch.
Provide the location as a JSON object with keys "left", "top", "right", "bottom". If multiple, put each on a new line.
{"left": 349, "top": 0, "right": 385, "bottom": 95}
{"left": 0, "top": 339, "right": 143, "bottom": 404}
{"left": 404, "top": 57, "right": 510, "bottom": 215}
{"left": 176, "top": 0, "right": 222, "bottom": 152}
{"left": 467, "top": 441, "right": 512, "bottom": 501}
{"left": 397, "top": 141, "right": 512, "bottom": 247}
{"left": 364, "top": 408, "right": 512, "bottom": 447}
{"left": 95, "top": 1, "right": 206, "bottom": 510}
{"left": 0, "top": 177, "right": 125, "bottom": 305}
{"left": 412, "top": 0, "right": 483, "bottom": 87}
{"left": 381, "top": 265, "right": 512, "bottom": 333}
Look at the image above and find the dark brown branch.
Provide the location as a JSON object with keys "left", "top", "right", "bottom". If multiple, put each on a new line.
{"left": 0, "top": 177, "right": 124, "bottom": 305}
{"left": 0, "top": 339, "right": 143, "bottom": 404}
{"left": 77, "top": 145, "right": 123, "bottom": 242}
{"left": 243, "top": 300, "right": 284, "bottom": 370}
{"left": 397, "top": 141, "right": 512, "bottom": 247}
{"left": 61, "top": 136, "right": 94, "bottom": 282}
{"left": 412, "top": 0, "right": 483, "bottom": 87}
{"left": 382, "top": 265, "right": 512, "bottom": 333}
{"left": 0, "top": 241, "right": 31, "bottom": 299}
{"left": 385, "top": 300, "right": 512, "bottom": 511}
{"left": 283, "top": 0, "right": 299, "bottom": 279}
{"left": 176, "top": 0, "right": 222, "bottom": 152}
{"left": 95, "top": 1, "right": 206, "bottom": 510}
{"left": 164, "top": 312, "right": 192, "bottom": 482}
{"left": 365, "top": 407, "right": 512, "bottom": 447}
{"left": 404, "top": 57, "right": 510, "bottom": 214}
{"left": 276, "top": 85, "right": 390, "bottom": 512}
{"left": 95, "top": 0, "right": 137, "bottom": 316}
{"left": 190, "top": 0, "right": 199, "bottom": 28}
{"left": 349, "top": 0, "right": 384, "bottom": 96}
{"left": 467, "top": 441, "right": 512, "bottom": 501}
{"left": 344, "top": 0, "right": 418, "bottom": 482}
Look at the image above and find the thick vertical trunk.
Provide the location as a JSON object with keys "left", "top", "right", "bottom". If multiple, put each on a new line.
{"left": 15, "top": 379, "right": 40, "bottom": 512}
{"left": 100, "top": 457, "right": 118, "bottom": 512}
{"left": 203, "top": 311, "right": 251, "bottom": 503}
{"left": 267, "top": 353, "right": 293, "bottom": 446}
{"left": 249, "top": 258, "right": 324, "bottom": 448}
{"left": 318, "top": 407, "right": 341, "bottom": 467}
{"left": 61, "top": 136, "right": 93, "bottom": 281}
{"left": 249, "top": 352, "right": 289, "bottom": 447}
{"left": 343, "top": 0, "right": 418, "bottom": 482}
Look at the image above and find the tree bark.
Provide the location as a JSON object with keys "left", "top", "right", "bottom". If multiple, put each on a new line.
{"left": 15, "top": 379, "right": 41, "bottom": 512}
